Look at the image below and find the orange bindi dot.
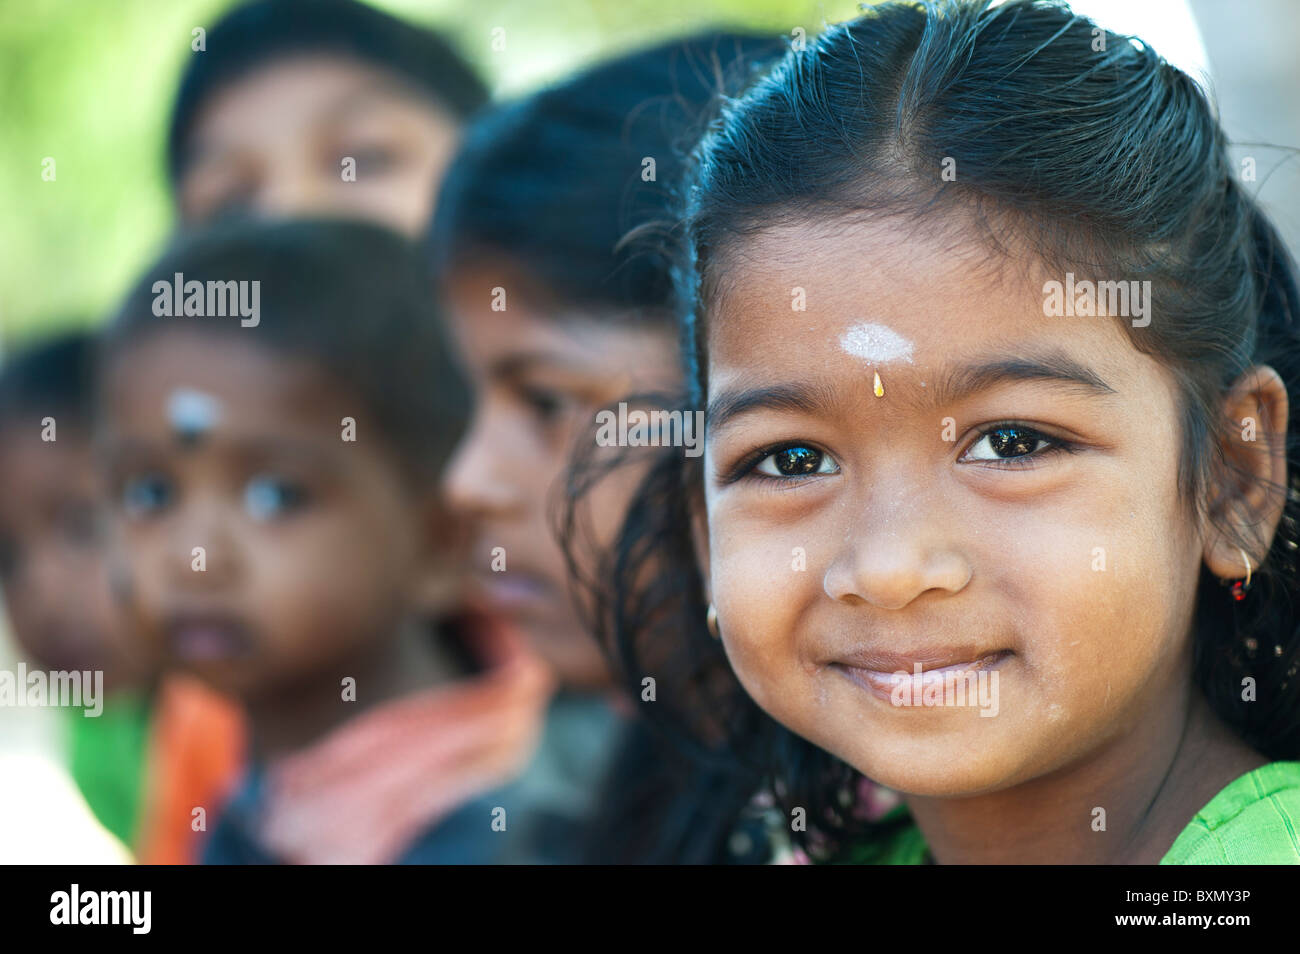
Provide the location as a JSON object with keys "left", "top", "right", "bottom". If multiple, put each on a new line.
{"left": 873, "top": 370, "right": 884, "bottom": 397}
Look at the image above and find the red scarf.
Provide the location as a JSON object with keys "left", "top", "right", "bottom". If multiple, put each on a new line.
{"left": 256, "top": 612, "right": 556, "bottom": 864}
{"left": 136, "top": 675, "right": 245, "bottom": 864}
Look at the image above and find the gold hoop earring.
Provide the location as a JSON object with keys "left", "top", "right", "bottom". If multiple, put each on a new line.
{"left": 706, "top": 603, "right": 720, "bottom": 639}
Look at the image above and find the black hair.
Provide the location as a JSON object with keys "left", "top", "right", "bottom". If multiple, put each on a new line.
{"left": 0, "top": 329, "right": 96, "bottom": 431}
{"left": 430, "top": 30, "right": 786, "bottom": 321}
{"left": 573, "top": 0, "right": 1300, "bottom": 862}
{"left": 167, "top": 0, "right": 488, "bottom": 185}
{"left": 105, "top": 217, "right": 470, "bottom": 481}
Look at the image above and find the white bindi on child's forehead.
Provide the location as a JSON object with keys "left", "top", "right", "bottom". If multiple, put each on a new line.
{"left": 165, "top": 387, "right": 223, "bottom": 447}
{"left": 839, "top": 322, "right": 916, "bottom": 365}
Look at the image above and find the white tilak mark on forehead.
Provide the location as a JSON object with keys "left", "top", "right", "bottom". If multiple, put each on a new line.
{"left": 839, "top": 322, "right": 915, "bottom": 364}
{"left": 166, "top": 388, "right": 222, "bottom": 437}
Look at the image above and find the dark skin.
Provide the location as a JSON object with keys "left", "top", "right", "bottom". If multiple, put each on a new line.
{"left": 698, "top": 217, "right": 1288, "bottom": 863}
{"left": 99, "top": 330, "right": 465, "bottom": 759}
{"left": 0, "top": 421, "right": 152, "bottom": 691}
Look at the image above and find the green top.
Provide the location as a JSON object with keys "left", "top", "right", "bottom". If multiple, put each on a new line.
{"left": 65, "top": 690, "right": 152, "bottom": 852}
{"left": 852, "top": 761, "right": 1300, "bottom": 865}
{"left": 1162, "top": 760, "right": 1300, "bottom": 864}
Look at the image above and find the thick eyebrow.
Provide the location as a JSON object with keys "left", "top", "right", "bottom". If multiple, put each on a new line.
{"left": 923, "top": 351, "right": 1117, "bottom": 410}
{"left": 706, "top": 380, "right": 840, "bottom": 432}
{"left": 706, "top": 350, "right": 1116, "bottom": 432}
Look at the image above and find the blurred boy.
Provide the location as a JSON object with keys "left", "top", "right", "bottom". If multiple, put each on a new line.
{"left": 167, "top": 0, "right": 487, "bottom": 234}
{"left": 100, "top": 219, "right": 557, "bottom": 863}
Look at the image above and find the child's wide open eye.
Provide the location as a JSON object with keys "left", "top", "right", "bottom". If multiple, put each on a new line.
{"left": 122, "top": 473, "right": 174, "bottom": 518}
{"left": 962, "top": 424, "right": 1065, "bottom": 465}
{"left": 244, "top": 475, "right": 308, "bottom": 522}
{"left": 754, "top": 445, "right": 840, "bottom": 478}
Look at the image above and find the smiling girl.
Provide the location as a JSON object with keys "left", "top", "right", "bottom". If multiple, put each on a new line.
{"left": 581, "top": 0, "right": 1300, "bottom": 863}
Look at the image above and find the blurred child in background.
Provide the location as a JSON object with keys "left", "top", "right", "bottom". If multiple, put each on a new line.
{"left": 143, "top": 0, "right": 494, "bottom": 862}
{"left": 430, "top": 32, "right": 789, "bottom": 862}
{"left": 99, "top": 218, "right": 562, "bottom": 863}
{"left": 0, "top": 331, "right": 242, "bottom": 862}
{"left": 167, "top": 0, "right": 487, "bottom": 235}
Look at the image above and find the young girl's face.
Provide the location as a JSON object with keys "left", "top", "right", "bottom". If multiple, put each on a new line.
{"left": 100, "top": 331, "right": 437, "bottom": 701}
{"left": 176, "top": 56, "right": 461, "bottom": 236}
{"left": 702, "top": 217, "right": 1208, "bottom": 797}
{"left": 442, "top": 262, "right": 681, "bottom": 688}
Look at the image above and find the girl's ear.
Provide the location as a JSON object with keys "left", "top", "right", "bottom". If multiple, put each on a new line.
{"left": 1203, "top": 365, "right": 1291, "bottom": 581}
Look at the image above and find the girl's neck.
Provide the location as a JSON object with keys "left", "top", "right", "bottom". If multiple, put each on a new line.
{"left": 244, "top": 617, "right": 468, "bottom": 762}
{"left": 902, "top": 688, "right": 1268, "bottom": 864}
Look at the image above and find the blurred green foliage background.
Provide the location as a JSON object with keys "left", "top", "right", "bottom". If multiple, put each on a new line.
{"left": 0, "top": 0, "right": 859, "bottom": 344}
{"left": 6, "top": 1, "right": 1297, "bottom": 348}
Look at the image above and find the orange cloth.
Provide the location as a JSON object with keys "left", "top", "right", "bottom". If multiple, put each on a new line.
{"left": 135, "top": 676, "right": 245, "bottom": 864}
{"left": 257, "top": 612, "right": 556, "bottom": 865}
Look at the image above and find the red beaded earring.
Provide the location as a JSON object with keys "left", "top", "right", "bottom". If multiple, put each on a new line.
{"left": 1231, "top": 547, "right": 1253, "bottom": 602}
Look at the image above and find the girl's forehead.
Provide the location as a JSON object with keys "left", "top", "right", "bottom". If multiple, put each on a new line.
{"left": 705, "top": 218, "right": 1143, "bottom": 400}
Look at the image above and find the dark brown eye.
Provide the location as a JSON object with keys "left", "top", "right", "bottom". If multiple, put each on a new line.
{"left": 755, "top": 445, "right": 837, "bottom": 477}
{"left": 967, "top": 425, "right": 1050, "bottom": 461}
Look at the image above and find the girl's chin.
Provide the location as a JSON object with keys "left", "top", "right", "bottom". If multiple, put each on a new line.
{"left": 857, "top": 766, "right": 1019, "bottom": 799}
{"left": 825, "top": 729, "right": 1042, "bottom": 799}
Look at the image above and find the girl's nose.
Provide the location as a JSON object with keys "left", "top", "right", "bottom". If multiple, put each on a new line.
{"left": 442, "top": 409, "right": 526, "bottom": 519}
{"left": 822, "top": 485, "right": 971, "bottom": 610}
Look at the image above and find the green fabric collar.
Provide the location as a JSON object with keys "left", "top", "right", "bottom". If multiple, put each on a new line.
{"left": 839, "top": 761, "right": 1300, "bottom": 864}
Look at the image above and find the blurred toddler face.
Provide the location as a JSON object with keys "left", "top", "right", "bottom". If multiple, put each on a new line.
{"left": 0, "top": 424, "right": 145, "bottom": 689}
{"left": 100, "top": 330, "right": 439, "bottom": 701}
{"left": 176, "top": 55, "right": 461, "bottom": 236}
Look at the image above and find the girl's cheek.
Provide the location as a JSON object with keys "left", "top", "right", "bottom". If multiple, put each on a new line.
{"left": 709, "top": 521, "right": 812, "bottom": 706}
{"left": 1011, "top": 509, "right": 1187, "bottom": 732}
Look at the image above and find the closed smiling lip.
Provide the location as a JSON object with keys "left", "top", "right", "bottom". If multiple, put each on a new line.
{"left": 832, "top": 646, "right": 1013, "bottom": 702}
